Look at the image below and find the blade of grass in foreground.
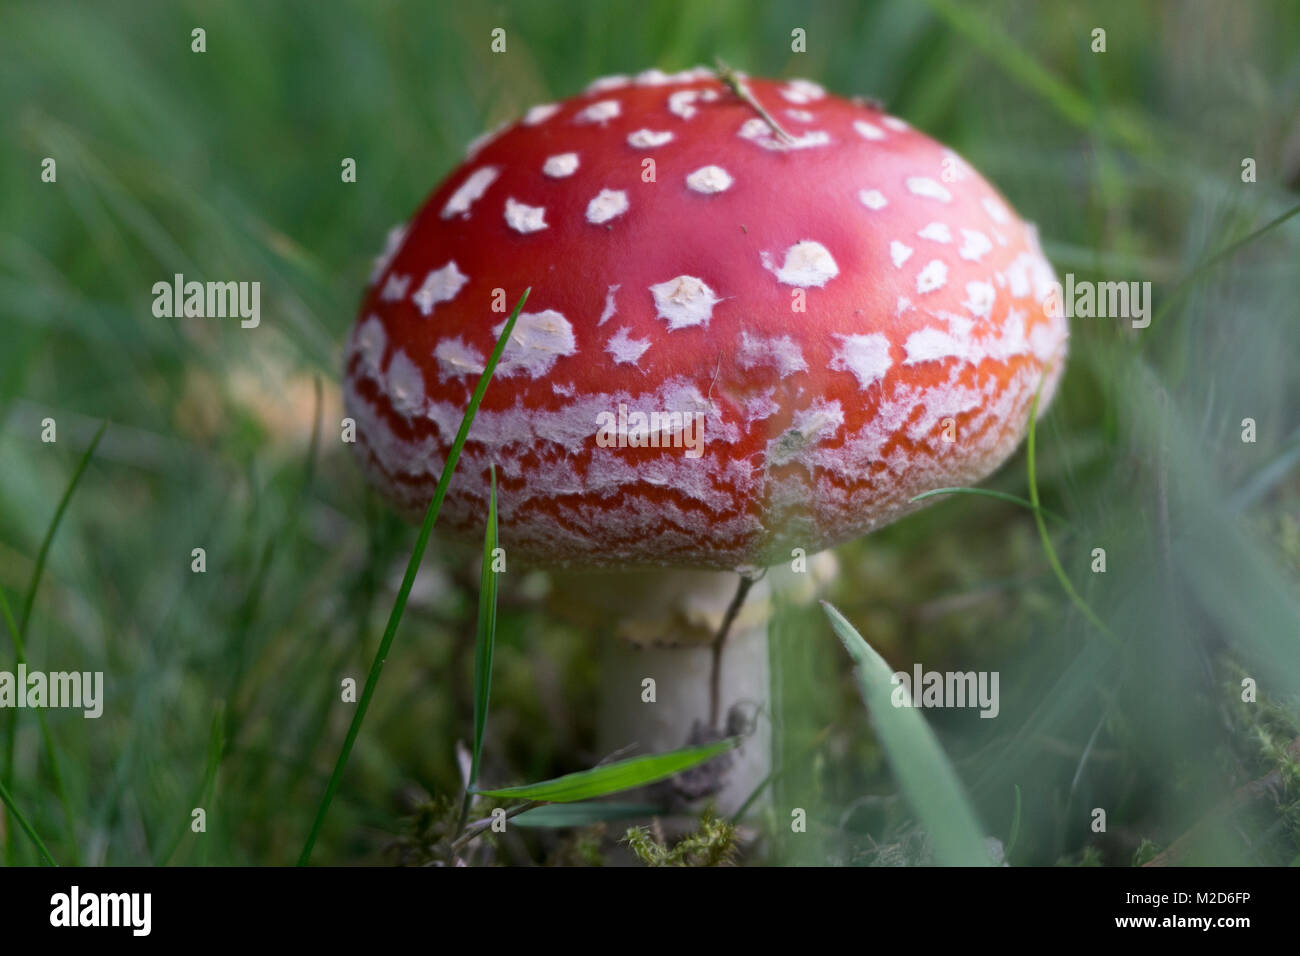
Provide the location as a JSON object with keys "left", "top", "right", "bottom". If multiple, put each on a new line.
{"left": 470, "top": 463, "right": 498, "bottom": 787}
{"left": 474, "top": 740, "right": 737, "bottom": 803}
{"left": 821, "top": 601, "right": 993, "bottom": 866}
{"left": 512, "top": 802, "right": 666, "bottom": 828}
{"left": 297, "top": 288, "right": 530, "bottom": 866}
{"left": 0, "top": 776, "right": 56, "bottom": 866}
{"left": 456, "top": 462, "right": 499, "bottom": 835}
{"left": 1, "top": 419, "right": 103, "bottom": 866}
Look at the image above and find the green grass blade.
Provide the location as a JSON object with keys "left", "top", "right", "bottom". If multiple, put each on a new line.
{"left": 512, "top": 802, "right": 666, "bottom": 828}
{"left": 923, "top": 0, "right": 1088, "bottom": 123}
{"left": 455, "top": 463, "right": 500, "bottom": 836}
{"left": 159, "top": 703, "right": 225, "bottom": 866}
{"left": 1228, "top": 425, "right": 1300, "bottom": 513}
{"left": 0, "top": 776, "right": 57, "bottom": 866}
{"left": 470, "top": 463, "right": 498, "bottom": 787}
{"left": 910, "top": 486, "right": 1069, "bottom": 525}
{"left": 1151, "top": 202, "right": 1300, "bottom": 329}
{"left": 0, "top": 589, "right": 20, "bottom": 660}
{"left": 18, "top": 419, "right": 107, "bottom": 634}
{"left": 194, "top": 705, "right": 226, "bottom": 865}
{"left": 920, "top": 0, "right": 1150, "bottom": 156}
{"left": 297, "top": 288, "right": 530, "bottom": 866}
{"left": 473, "top": 739, "right": 737, "bottom": 803}
{"left": 223, "top": 377, "right": 322, "bottom": 730}
{"left": 1, "top": 420, "right": 103, "bottom": 866}
{"left": 1025, "top": 383, "right": 1118, "bottom": 646}
{"left": 0, "top": 587, "right": 31, "bottom": 866}
{"left": 1006, "top": 784, "right": 1022, "bottom": 860}
{"left": 0, "top": 586, "right": 78, "bottom": 864}
{"left": 820, "top": 600, "right": 993, "bottom": 866}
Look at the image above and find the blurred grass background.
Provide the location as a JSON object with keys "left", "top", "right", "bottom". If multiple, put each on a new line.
{"left": 1, "top": 0, "right": 1298, "bottom": 865}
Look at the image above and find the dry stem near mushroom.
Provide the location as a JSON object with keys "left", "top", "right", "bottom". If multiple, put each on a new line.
{"left": 343, "top": 67, "right": 1068, "bottom": 814}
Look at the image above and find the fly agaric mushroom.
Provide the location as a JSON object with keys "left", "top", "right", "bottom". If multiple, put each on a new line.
{"left": 344, "top": 67, "right": 1068, "bottom": 813}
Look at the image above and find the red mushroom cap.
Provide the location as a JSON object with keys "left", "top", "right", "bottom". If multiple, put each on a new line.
{"left": 344, "top": 69, "right": 1068, "bottom": 570}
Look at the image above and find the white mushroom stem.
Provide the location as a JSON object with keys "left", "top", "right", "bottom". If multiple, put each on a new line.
{"left": 547, "top": 555, "right": 837, "bottom": 817}
{"left": 595, "top": 571, "right": 771, "bottom": 816}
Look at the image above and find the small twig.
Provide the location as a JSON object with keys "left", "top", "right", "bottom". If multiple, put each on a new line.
{"left": 708, "top": 571, "right": 762, "bottom": 728}
{"left": 449, "top": 800, "right": 542, "bottom": 856}
{"left": 714, "top": 58, "right": 795, "bottom": 144}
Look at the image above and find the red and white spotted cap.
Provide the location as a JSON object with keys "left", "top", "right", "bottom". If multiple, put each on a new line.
{"left": 344, "top": 68, "right": 1068, "bottom": 570}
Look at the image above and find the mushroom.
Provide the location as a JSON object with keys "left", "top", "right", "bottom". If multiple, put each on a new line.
{"left": 344, "top": 67, "right": 1068, "bottom": 814}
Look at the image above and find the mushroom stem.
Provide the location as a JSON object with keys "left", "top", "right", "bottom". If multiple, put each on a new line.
{"left": 599, "top": 576, "right": 771, "bottom": 815}
{"left": 547, "top": 556, "right": 837, "bottom": 818}
{"left": 548, "top": 568, "right": 774, "bottom": 816}
{"left": 713, "top": 58, "right": 796, "bottom": 144}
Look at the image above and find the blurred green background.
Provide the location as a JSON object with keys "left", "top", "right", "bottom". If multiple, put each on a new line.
{"left": 1, "top": 0, "right": 1298, "bottom": 865}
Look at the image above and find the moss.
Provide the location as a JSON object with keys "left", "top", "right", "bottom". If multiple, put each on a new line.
{"left": 623, "top": 811, "right": 740, "bottom": 867}
{"left": 387, "top": 793, "right": 500, "bottom": 866}
{"left": 1131, "top": 838, "right": 1161, "bottom": 867}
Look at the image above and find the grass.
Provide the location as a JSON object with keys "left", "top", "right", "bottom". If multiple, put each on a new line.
{"left": 1024, "top": 380, "right": 1118, "bottom": 646}
{"left": 1148, "top": 201, "right": 1300, "bottom": 329}
{"left": 299, "top": 288, "right": 530, "bottom": 865}
{"left": 0, "top": 775, "right": 55, "bottom": 866}
{"left": 822, "top": 600, "right": 993, "bottom": 865}
{"left": 0, "top": 0, "right": 1297, "bottom": 866}
{"left": 909, "top": 487, "right": 1068, "bottom": 525}
{"left": 472, "top": 739, "right": 737, "bottom": 803}
{"left": 457, "top": 461, "right": 500, "bottom": 835}
{"left": 0, "top": 418, "right": 103, "bottom": 865}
